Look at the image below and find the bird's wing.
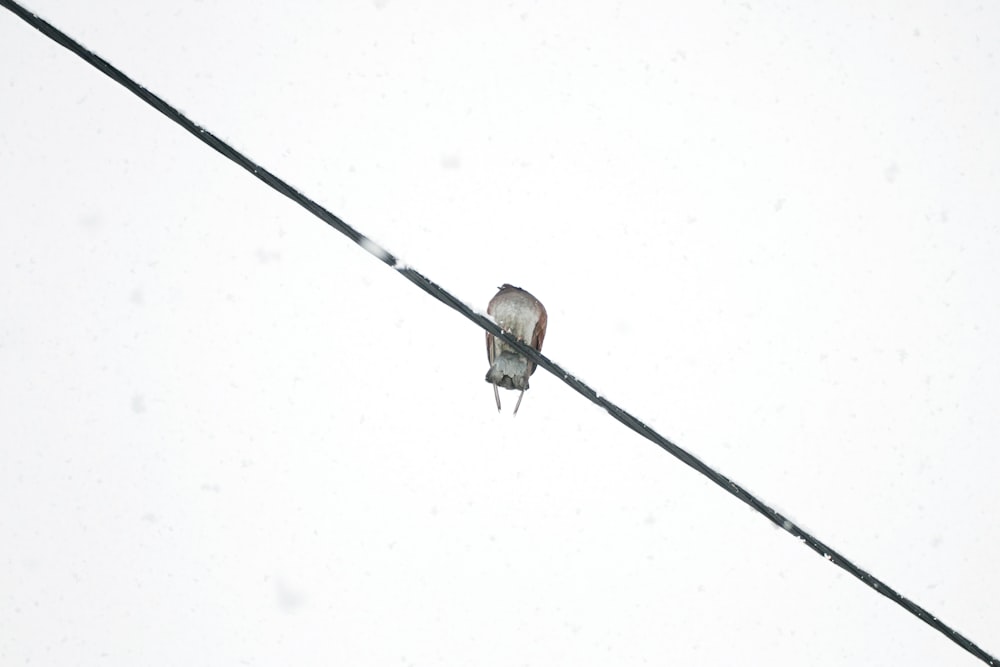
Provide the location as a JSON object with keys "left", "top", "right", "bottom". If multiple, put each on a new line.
{"left": 526, "top": 302, "right": 547, "bottom": 377}
{"left": 486, "top": 298, "right": 498, "bottom": 365}
{"left": 532, "top": 304, "right": 547, "bottom": 352}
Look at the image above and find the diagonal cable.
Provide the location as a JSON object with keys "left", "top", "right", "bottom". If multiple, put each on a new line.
{"left": 1, "top": 1, "right": 996, "bottom": 664}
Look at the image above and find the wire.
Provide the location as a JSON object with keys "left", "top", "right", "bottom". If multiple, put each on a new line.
{"left": 2, "top": 1, "right": 996, "bottom": 664}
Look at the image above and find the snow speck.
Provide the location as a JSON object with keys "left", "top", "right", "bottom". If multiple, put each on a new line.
{"left": 884, "top": 162, "right": 900, "bottom": 183}
{"left": 256, "top": 248, "right": 281, "bottom": 263}
{"left": 440, "top": 154, "right": 462, "bottom": 169}
{"left": 275, "top": 579, "right": 305, "bottom": 612}
{"left": 79, "top": 215, "right": 100, "bottom": 230}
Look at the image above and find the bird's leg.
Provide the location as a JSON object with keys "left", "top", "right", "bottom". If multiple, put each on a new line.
{"left": 493, "top": 383, "right": 501, "bottom": 412}
{"left": 513, "top": 389, "right": 525, "bottom": 415}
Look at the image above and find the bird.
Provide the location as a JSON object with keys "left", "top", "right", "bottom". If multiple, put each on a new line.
{"left": 485, "top": 284, "right": 547, "bottom": 415}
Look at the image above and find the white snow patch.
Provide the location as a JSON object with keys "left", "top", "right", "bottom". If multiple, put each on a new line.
{"left": 359, "top": 236, "right": 392, "bottom": 263}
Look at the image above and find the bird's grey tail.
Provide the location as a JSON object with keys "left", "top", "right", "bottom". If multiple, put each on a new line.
{"left": 485, "top": 352, "right": 531, "bottom": 391}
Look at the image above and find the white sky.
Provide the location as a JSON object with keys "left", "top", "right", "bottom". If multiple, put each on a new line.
{"left": 2, "top": 1, "right": 998, "bottom": 665}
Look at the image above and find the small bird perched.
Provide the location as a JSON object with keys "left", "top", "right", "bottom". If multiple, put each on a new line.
{"left": 485, "top": 284, "right": 547, "bottom": 415}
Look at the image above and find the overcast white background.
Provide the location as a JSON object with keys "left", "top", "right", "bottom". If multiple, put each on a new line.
{"left": 2, "top": 1, "right": 998, "bottom": 665}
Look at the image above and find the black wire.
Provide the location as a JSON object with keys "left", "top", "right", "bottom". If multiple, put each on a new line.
{"left": 2, "top": 1, "right": 996, "bottom": 664}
